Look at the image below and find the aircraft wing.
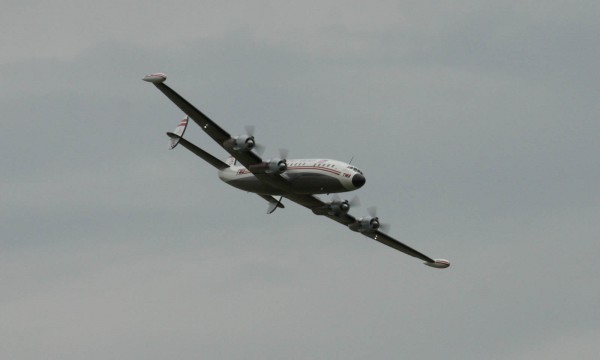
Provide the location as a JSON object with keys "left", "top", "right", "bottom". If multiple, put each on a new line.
{"left": 284, "top": 194, "right": 447, "bottom": 266}
{"left": 148, "top": 78, "right": 294, "bottom": 192}
{"left": 149, "top": 81, "right": 264, "bottom": 168}
{"left": 362, "top": 230, "right": 436, "bottom": 263}
{"left": 285, "top": 193, "right": 357, "bottom": 226}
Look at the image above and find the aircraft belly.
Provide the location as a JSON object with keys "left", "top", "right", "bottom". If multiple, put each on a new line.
{"left": 287, "top": 173, "right": 346, "bottom": 194}
{"left": 223, "top": 172, "right": 347, "bottom": 195}
{"left": 225, "top": 177, "right": 277, "bottom": 194}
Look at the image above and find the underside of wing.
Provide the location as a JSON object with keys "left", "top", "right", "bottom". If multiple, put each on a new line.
{"left": 284, "top": 193, "right": 449, "bottom": 268}
{"left": 284, "top": 193, "right": 357, "bottom": 226}
{"left": 153, "top": 82, "right": 231, "bottom": 143}
{"left": 362, "top": 231, "right": 434, "bottom": 263}
{"left": 148, "top": 80, "right": 264, "bottom": 169}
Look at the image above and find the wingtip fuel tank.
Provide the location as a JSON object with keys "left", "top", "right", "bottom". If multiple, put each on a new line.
{"left": 424, "top": 259, "right": 450, "bottom": 269}
{"left": 143, "top": 73, "right": 167, "bottom": 83}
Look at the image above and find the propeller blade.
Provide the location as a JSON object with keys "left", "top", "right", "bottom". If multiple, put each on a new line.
{"left": 349, "top": 195, "right": 361, "bottom": 208}
{"left": 367, "top": 206, "right": 377, "bottom": 218}
{"left": 254, "top": 143, "right": 266, "bottom": 156}
{"left": 243, "top": 125, "right": 266, "bottom": 155}
{"left": 279, "top": 148, "right": 289, "bottom": 160}
{"left": 379, "top": 223, "right": 391, "bottom": 233}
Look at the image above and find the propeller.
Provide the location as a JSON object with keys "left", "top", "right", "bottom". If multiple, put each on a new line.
{"left": 244, "top": 125, "right": 265, "bottom": 155}
{"left": 349, "top": 195, "right": 361, "bottom": 208}
{"left": 367, "top": 206, "right": 377, "bottom": 217}
{"left": 244, "top": 125, "right": 255, "bottom": 136}
{"left": 379, "top": 223, "right": 391, "bottom": 233}
{"left": 366, "top": 206, "right": 390, "bottom": 233}
{"left": 326, "top": 194, "right": 360, "bottom": 215}
{"left": 332, "top": 194, "right": 361, "bottom": 208}
{"left": 279, "top": 148, "right": 289, "bottom": 160}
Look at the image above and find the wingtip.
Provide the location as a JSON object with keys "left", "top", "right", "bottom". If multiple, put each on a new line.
{"left": 424, "top": 259, "right": 450, "bottom": 269}
{"left": 143, "top": 73, "right": 167, "bottom": 83}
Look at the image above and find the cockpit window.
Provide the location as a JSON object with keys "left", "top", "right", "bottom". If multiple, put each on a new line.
{"left": 347, "top": 166, "right": 363, "bottom": 175}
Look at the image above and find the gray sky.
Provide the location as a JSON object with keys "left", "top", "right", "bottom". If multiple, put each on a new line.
{"left": 2, "top": 1, "right": 599, "bottom": 359}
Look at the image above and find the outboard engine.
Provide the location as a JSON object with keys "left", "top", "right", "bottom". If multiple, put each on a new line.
{"left": 348, "top": 216, "right": 380, "bottom": 233}
{"left": 223, "top": 135, "right": 256, "bottom": 152}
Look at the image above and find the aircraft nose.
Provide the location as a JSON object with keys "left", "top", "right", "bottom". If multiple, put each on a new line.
{"left": 352, "top": 173, "right": 366, "bottom": 188}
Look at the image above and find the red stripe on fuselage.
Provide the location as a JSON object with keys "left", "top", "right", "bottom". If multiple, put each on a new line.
{"left": 233, "top": 166, "right": 342, "bottom": 176}
{"left": 287, "top": 166, "right": 341, "bottom": 175}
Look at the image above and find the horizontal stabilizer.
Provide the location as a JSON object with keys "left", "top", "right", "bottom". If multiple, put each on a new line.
{"left": 166, "top": 133, "right": 229, "bottom": 170}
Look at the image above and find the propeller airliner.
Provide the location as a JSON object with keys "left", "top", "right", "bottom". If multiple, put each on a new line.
{"left": 143, "top": 73, "right": 450, "bottom": 269}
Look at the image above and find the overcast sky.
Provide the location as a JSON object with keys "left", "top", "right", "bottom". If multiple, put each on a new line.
{"left": 2, "top": 1, "right": 600, "bottom": 359}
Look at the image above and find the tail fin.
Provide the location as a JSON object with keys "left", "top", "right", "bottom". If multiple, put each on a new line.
{"left": 168, "top": 117, "right": 189, "bottom": 149}
{"left": 225, "top": 156, "right": 237, "bottom": 166}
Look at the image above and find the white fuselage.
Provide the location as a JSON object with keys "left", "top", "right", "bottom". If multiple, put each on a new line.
{"left": 217, "top": 158, "right": 365, "bottom": 195}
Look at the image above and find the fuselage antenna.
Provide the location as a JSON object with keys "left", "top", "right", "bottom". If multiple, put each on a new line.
{"left": 348, "top": 156, "right": 354, "bottom": 165}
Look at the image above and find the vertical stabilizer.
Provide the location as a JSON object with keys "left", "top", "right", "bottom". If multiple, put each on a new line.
{"left": 168, "top": 117, "right": 189, "bottom": 149}
{"left": 225, "top": 156, "right": 237, "bottom": 166}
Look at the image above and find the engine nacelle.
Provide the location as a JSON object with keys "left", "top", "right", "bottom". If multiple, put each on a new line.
{"left": 223, "top": 135, "right": 255, "bottom": 152}
{"left": 266, "top": 158, "right": 287, "bottom": 174}
{"left": 348, "top": 216, "right": 380, "bottom": 233}
{"left": 327, "top": 200, "right": 351, "bottom": 216}
{"left": 248, "top": 158, "right": 287, "bottom": 175}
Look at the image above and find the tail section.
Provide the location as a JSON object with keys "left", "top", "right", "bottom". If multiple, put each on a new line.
{"left": 225, "top": 156, "right": 237, "bottom": 167}
{"left": 168, "top": 117, "right": 189, "bottom": 149}
{"left": 166, "top": 117, "right": 229, "bottom": 170}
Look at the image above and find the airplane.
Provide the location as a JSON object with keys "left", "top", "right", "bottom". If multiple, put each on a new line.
{"left": 143, "top": 73, "right": 450, "bottom": 269}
